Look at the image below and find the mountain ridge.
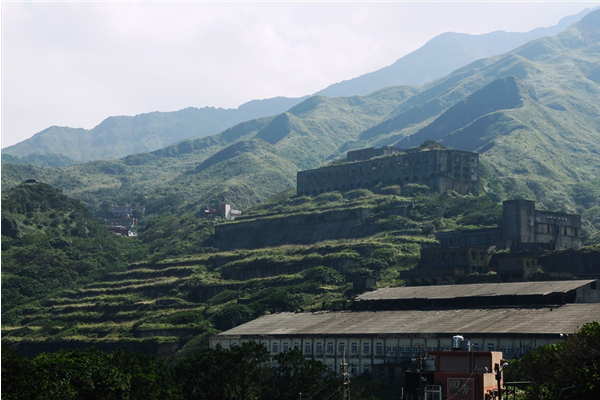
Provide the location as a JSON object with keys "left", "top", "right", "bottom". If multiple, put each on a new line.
{"left": 3, "top": 7, "right": 596, "bottom": 163}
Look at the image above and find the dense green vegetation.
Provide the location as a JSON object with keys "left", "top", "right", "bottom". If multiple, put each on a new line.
{"left": 1, "top": 183, "right": 147, "bottom": 318}
{"left": 2, "top": 342, "right": 375, "bottom": 400}
{"left": 505, "top": 322, "right": 600, "bottom": 400}
{"left": 3, "top": 323, "right": 598, "bottom": 400}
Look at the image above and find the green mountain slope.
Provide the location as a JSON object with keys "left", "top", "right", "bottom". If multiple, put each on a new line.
{"left": 1, "top": 86, "right": 416, "bottom": 216}
{"left": 1, "top": 183, "right": 145, "bottom": 317}
{"left": 4, "top": 9, "right": 594, "bottom": 165}
{"left": 2, "top": 11, "right": 600, "bottom": 242}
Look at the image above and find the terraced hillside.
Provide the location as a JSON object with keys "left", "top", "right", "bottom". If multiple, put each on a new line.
{"left": 2, "top": 235, "right": 426, "bottom": 358}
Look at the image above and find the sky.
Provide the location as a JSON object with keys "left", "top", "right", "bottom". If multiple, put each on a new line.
{"left": 2, "top": 1, "right": 599, "bottom": 149}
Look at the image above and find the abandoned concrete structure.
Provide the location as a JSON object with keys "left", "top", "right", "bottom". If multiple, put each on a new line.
{"left": 404, "top": 199, "right": 582, "bottom": 285}
{"left": 297, "top": 146, "right": 479, "bottom": 196}
{"left": 211, "top": 280, "right": 600, "bottom": 388}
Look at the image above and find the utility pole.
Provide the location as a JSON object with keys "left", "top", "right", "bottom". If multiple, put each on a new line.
{"left": 418, "top": 354, "right": 424, "bottom": 400}
{"left": 340, "top": 349, "right": 350, "bottom": 400}
{"left": 494, "top": 359, "right": 506, "bottom": 400}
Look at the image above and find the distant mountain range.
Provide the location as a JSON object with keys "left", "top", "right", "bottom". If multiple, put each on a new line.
{"left": 2, "top": 7, "right": 596, "bottom": 164}
{"left": 3, "top": 8, "right": 600, "bottom": 246}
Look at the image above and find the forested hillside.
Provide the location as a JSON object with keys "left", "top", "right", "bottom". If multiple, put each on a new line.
{"left": 2, "top": 11, "right": 600, "bottom": 243}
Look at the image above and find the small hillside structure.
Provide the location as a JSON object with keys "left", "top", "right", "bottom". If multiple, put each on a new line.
{"left": 105, "top": 205, "right": 142, "bottom": 236}
{"left": 204, "top": 204, "right": 241, "bottom": 220}
{"left": 297, "top": 146, "right": 479, "bottom": 196}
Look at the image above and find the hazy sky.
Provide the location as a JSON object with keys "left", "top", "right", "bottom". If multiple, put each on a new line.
{"left": 2, "top": 1, "right": 599, "bottom": 148}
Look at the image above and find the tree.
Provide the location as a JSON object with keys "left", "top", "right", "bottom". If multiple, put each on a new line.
{"left": 507, "top": 322, "right": 600, "bottom": 400}
{"left": 269, "top": 348, "right": 329, "bottom": 400}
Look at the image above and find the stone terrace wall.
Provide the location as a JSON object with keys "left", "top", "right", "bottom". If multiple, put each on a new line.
{"left": 211, "top": 208, "right": 376, "bottom": 251}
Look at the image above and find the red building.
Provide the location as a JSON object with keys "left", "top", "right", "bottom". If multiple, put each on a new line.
{"left": 425, "top": 350, "right": 505, "bottom": 400}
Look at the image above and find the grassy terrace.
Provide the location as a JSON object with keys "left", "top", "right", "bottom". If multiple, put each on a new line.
{"left": 2, "top": 191, "right": 510, "bottom": 359}
{"left": 2, "top": 234, "right": 425, "bottom": 354}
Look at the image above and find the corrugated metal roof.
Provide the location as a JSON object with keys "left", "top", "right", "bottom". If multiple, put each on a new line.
{"left": 355, "top": 280, "right": 596, "bottom": 301}
{"left": 215, "top": 304, "right": 600, "bottom": 337}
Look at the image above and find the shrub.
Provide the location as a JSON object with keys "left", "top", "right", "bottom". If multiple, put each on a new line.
{"left": 303, "top": 266, "right": 345, "bottom": 285}
{"left": 343, "top": 189, "right": 373, "bottom": 200}
{"left": 378, "top": 185, "right": 403, "bottom": 196}
{"left": 313, "top": 192, "right": 342, "bottom": 204}
{"left": 212, "top": 304, "right": 254, "bottom": 322}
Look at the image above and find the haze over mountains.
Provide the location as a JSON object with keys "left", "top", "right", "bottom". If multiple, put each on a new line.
{"left": 3, "top": 7, "right": 600, "bottom": 247}
{"left": 2, "top": 7, "right": 596, "bottom": 164}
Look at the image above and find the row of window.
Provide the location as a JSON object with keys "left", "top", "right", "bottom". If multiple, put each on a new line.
{"left": 231, "top": 341, "right": 531, "bottom": 356}
{"left": 537, "top": 224, "right": 578, "bottom": 237}
{"left": 300, "top": 154, "right": 477, "bottom": 181}
{"left": 300, "top": 165, "right": 475, "bottom": 182}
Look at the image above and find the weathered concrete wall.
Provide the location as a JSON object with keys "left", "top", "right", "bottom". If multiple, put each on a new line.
{"left": 297, "top": 149, "right": 479, "bottom": 196}
{"left": 221, "top": 258, "right": 355, "bottom": 281}
{"left": 211, "top": 208, "right": 378, "bottom": 251}
{"left": 502, "top": 199, "right": 581, "bottom": 251}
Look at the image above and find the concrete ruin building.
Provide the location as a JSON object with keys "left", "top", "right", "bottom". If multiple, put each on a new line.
{"left": 297, "top": 146, "right": 479, "bottom": 196}
{"left": 404, "top": 199, "right": 582, "bottom": 285}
